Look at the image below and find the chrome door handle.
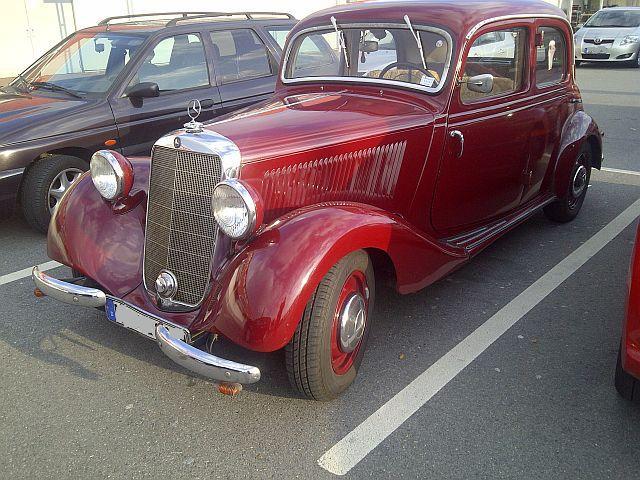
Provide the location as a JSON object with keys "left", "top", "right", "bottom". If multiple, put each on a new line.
{"left": 450, "top": 130, "right": 464, "bottom": 158}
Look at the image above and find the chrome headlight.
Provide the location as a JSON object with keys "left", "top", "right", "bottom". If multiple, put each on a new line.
{"left": 212, "top": 179, "right": 262, "bottom": 239}
{"left": 90, "top": 150, "right": 133, "bottom": 201}
{"left": 621, "top": 35, "right": 639, "bottom": 46}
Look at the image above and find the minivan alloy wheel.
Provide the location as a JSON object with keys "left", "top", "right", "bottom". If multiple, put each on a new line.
{"left": 48, "top": 168, "right": 83, "bottom": 214}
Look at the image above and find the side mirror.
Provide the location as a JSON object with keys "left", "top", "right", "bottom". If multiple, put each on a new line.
{"left": 464, "top": 74, "right": 494, "bottom": 94}
{"left": 124, "top": 82, "right": 159, "bottom": 99}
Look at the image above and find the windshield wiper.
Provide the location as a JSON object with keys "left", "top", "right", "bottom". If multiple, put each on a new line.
{"left": 30, "top": 81, "right": 84, "bottom": 99}
{"left": 404, "top": 15, "right": 427, "bottom": 70}
{"left": 331, "top": 16, "right": 350, "bottom": 69}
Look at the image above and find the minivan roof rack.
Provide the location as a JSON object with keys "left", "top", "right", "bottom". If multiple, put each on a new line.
{"left": 166, "top": 12, "right": 295, "bottom": 26}
{"left": 99, "top": 12, "right": 222, "bottom": 26}
{"left": 99, "top": 11, "right": 294, "bottom": 27}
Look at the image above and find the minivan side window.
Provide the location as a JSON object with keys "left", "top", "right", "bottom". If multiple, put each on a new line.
{"left": 266, "top": 26, "right": 292, "bottom": 49}
{"left": 131, "top": 34, "right": 209, "bottom": 92}
{"left": 535, "top": 27, "right": 566, "bottom": 86}
{"left": 461, "top": 27, "right": 528, "bottom": 103}
{"left": 210, "top": 29, "right": 272, "bottom": 84}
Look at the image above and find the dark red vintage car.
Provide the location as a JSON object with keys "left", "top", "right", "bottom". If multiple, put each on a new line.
{"left": 616, "top": 222, "right": 640, "bottom": 403}
{"left": 33, "top": 0, "right": 602, "bottom": 400}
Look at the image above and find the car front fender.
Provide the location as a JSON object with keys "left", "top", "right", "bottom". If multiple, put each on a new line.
{"left": 195, "top": 203, "right": 467, "bottom": 352}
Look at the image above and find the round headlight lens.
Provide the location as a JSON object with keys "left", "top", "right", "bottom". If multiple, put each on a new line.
{"left": 90, "top": 150, "right": 127, "bottom": 201}
{"left": 212, "top": 180, "right": 258, "bottom": 239}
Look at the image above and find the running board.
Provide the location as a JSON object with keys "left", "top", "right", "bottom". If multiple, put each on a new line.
{"left": 443, "top": 196, "right": 556, "bottom": 254}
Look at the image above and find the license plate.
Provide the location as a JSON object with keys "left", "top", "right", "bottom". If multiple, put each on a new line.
{"left": 105, "top": 297, "right": 189, "bottom": 342}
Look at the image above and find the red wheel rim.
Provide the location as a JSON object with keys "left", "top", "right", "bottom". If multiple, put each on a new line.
{"left": 330, "top": 270, "right": 368, "bottom": 375}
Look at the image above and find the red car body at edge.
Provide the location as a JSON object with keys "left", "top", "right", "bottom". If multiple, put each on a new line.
{"left": 616, "top": 222, "right": 640, "bottom": 402}
{"left": 33, "top": 0, "right": 603, "bottom": 400}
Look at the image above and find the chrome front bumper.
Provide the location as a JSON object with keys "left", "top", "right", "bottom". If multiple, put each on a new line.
{"left": 32, "top": 266, "right": 261, "bottom": 385}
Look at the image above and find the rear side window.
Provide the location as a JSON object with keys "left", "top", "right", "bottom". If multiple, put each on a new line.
{"left": 210, "top": 29, "right": 272, "bottom": 84}
{"left": 461, "top": 28, "right": 528, "bottom": 103}
{"left": 536, "top": 27, "right": 566, "bottom": 86}
{"left": 131, "top": 34, "right": 209, "bottom": 92}
{"left": 266, "top": 26, "right": 292, "bottom": 49}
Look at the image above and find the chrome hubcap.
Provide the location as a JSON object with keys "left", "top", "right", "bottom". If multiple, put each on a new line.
{"left": 571, "top": 164, "right": 588, "bottom": 198}
{"left": 48, "top": 168, "right": 83, "bottom": 214}
{"left": 338, "top": 293, "right": 367, "bottom": 353}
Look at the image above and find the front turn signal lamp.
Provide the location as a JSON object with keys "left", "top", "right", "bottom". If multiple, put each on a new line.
{"left": 90, "top": 150, "right": 133, "bottom": 201}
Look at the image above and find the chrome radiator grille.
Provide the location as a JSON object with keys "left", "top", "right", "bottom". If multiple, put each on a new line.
{"left": 144, "top": 146, "right": 222, "bottom": 307}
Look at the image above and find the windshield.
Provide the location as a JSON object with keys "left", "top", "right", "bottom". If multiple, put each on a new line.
{"left": 584, "top": 9, "right": 640, "bottom": 28}
{"left": 285, "top": 26, "right": 451, "bottom": 92}
{"left": 10, "top": 31, "right": 146, "bottom": 97}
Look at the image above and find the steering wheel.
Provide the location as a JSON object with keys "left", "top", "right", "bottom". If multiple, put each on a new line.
{"left": 378, "top": 62, "right": 436, "bottom": 84}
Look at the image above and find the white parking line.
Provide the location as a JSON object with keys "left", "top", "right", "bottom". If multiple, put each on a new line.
{"left": 602, "top": 167, "right": 640, "bottom": 177}
{"left": 318, "top": 198, "right": 640, "bottom": 476}
{"left": 0, "top": 261, "right": 61, "bottom": 287}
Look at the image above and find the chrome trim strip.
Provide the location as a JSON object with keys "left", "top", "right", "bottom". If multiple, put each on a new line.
{"left": 156, "top": 325, "right": 261, "bottom": 384}
{"left": 0, "top": 168, "right": 25, "bottom": 181}
{"left": 281, "top": 22, "right": 454, "bottom": 95}
{"left": 32, "top": 266, "right": 106, "bottom": 308}
{"left": 142, "top": 129, "right": 242, "bottom": 311}
{"left": 31, "top": 267, "right": 261, "bottom": 384}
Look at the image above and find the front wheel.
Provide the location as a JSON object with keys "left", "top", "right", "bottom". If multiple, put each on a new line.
{"left": 21, "top": 154, "right": 86, "bottom": 233}
{"left": 285, "top": 250, "right": 375, "bottom": 400}
{"left": 544, "top": 142, "right": 592, "bottom": 223}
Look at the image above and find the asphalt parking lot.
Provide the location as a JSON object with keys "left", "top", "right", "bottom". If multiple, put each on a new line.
{"left": 1, "top": 64, "right": 639, "bottom": 480}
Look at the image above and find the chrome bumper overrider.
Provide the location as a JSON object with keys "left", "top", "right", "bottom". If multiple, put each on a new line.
{"left": 32, "top": 266, "right": 261, "bottom": 384}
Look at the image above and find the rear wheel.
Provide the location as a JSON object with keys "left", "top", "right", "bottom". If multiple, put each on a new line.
{"left": 285, "top": 250, "right": 375, "bottom": 400}
{"left": 615, "top": 345, "right": 640, "bottom": 403}
{"left": 21, "top": 155, "right": 86, "bottom": 233}
{"left": 544, "top": 142, "right": 591, "bottom": 223}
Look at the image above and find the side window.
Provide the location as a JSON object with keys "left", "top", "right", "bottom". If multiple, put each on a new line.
{"left": 210, "top": 29, "right": 272, "bottom": 84}
{"left": 461, "top": 27, "right": 528, "bottom": 103}
{"left": 266, "top": 26, "right": 292, "bottom": 49}
{"left": 536, "top": 27, "right": 566, "bottom": 86}
{"left": 131, "top": 34, "right": 209, "bottom": 92}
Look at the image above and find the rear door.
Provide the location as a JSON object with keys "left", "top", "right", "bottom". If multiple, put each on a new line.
{"left": 207, "top": 28, "right": 279, "bottom": 115}
{"left": 110, "top": 32, "right": 221, "bottom": 156}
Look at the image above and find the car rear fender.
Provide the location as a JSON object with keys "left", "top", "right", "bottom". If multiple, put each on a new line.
{"left": 553, "top": 110, "right": 602, "bottom": 198}
{"left": 195, "top": 203, "right": 467, "bottom": 352}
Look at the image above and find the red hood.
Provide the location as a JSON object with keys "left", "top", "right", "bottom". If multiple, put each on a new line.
{"left": 203, "top": 90, "right": 434, "bottom": 164}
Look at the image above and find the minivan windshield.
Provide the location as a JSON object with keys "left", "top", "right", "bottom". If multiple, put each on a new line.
{"left": 8, "top": 31, "right": 146, "bottom": 97}
{"left": 285, "top": 26, "right": 451, "bottom": 93}
{"left": 584, "top": 9, "right": 640, "bottom": 28}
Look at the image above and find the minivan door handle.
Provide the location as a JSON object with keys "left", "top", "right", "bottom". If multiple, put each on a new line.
{"left": 450, "top": 130, "right": 464, "bottom": 158}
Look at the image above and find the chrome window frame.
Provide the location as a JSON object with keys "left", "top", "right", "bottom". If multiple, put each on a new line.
{"left": 281, "top": 22, "right": 454, "bottom": 95}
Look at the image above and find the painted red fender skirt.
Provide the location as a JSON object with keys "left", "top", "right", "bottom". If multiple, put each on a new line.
{"left": 191, "top": 203, "right": 467, "bottom": 352}
{"left": 622, "top": 222, "right": 640, "bottom": 380}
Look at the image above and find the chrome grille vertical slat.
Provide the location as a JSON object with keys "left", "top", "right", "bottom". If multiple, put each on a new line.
{"left": 144, "top": 146, "right": 222, "bottom": 307}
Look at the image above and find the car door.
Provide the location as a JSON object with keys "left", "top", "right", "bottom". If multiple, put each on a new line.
{"left": 521, "top": 22, "right": 572, "bottom": 204}
{"left": 207, "top": 28, "right": 278, "bottom": 115}
{"left": 109, "top": 32, "right": 222, "bottom": 156}
{"left": 432, "top": 23, "right": 535, "bottom": 234}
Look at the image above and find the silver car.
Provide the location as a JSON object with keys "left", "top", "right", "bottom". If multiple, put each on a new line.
{"left": 574, "top": 7, "right": 640, "bottom": 67}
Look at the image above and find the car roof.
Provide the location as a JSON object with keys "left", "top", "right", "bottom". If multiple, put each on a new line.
{"left": 294, "top": 0, "right": 567, "bottom": 38}
{"left": 79, "top": 12, "right": 296, "bottom": 36}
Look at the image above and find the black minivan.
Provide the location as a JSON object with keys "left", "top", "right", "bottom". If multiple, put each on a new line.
{"left": 0, "top": 11, "right": 296, "bottom": 232}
